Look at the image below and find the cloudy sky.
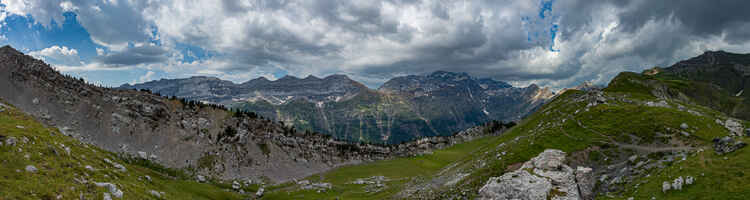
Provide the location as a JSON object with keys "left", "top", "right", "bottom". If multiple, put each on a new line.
{"left": 1, "top": 0, "right": 749, "bottom": 89}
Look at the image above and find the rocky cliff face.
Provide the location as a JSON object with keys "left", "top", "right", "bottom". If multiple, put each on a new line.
{"left": 125, "top": 70, "right": 552, "bottom": 144}
{"left": 0, "top": 46, "right": 506, "bottom": 183}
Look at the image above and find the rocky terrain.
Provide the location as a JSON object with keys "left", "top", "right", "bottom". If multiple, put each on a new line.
{"left": 124, "top": 70, "right": 553, "bottom": 144}
{"left": 0, "top": 46, "right": 509, "bottom": 186}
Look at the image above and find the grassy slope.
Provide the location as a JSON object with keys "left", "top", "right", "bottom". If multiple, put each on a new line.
{"left": 0, "top": 100, "right": 244, "bottom": 199}
{"left": 262, "top": 133, "right": 501, "bottom": 199}
{"left": 264, "top": 72, "right": 750, "bottom": 199}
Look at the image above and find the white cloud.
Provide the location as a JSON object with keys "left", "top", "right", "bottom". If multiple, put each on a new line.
{"left": 28, "top": 45, "right": 82, "bottom": 66}
{"left": 138, "top": 70, "right": 155, "bottom": 83}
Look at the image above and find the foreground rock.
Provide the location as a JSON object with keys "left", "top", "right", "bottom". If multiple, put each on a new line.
{"left": 712, "top": 136, "right": 747, "bottom": 155}
{"left": 94, "top": 182, "right": 123, "bottom": 198}
{"left": 478, "top": 149, "right": 594, "bottom": 200}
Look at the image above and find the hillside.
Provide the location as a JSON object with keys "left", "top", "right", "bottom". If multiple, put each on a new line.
{"left": 125, "top": 71, "right": 551, "bottom": 144}
{"left": 259, "top": 52, "right": 750, "bottom": 199}
{"left": 0, "top": 99, "right": 249, "bottom": 199}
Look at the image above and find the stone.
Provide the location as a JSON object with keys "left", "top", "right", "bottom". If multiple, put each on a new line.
{"left": 144, "top": 175, "right": 152, "bottom": 182}
{"left": 575, "top": 166, "right": 595, "bottom": 200}
{"left": 478, "top": 149, "right": 586, "bottom": 200}
{"left": 5, "top": 137, "right": 16, "bottom": 146}
{"left": 672, "top": 176, "right": 683, "bottom": 190}
{"left": 232, "top": 181, "right": 241, "bottom": 190}
{"left": 149, "top": 190, "right": 162, "bottom": 198}
{"left": 25, "top": 165, "right": 38, "bottom": 173}
{"left": 680, "top": 123, "right": 689, "bottom": 130}
{"left": 196, "top": 175, "right": 206, "bottom": 182}
{"left": 745, "top": 128, "right": 750, "bottom": 137}
{"left": 94, "top": 182, "right": 123, "bottom": 198}
{"left": 16, "top": 125, "right": 24, "bottom": 129}
{"left": 256, "top": 187, "right": 265, "bottom": 197}
{"left": 628, "top": 155, "right": 638, "bottom": 162}
{"left": 149, "top": 154, "right": 158, "bottom": 161}
{"left": 686, "top": 176, "right": 695, "bottom": 185}
{"left": 662, "top": 181, "right": 671, "bottom": 193}
{"left": 137, "top": 151, "right": 148, "bottom": 159}
{"left": 85, "top": 165, "right": 95, "bottom": 171}
{"left": 113, "top": 163, "right": 127, "bottom": 172}
{"left": 712, "top": 136, "right": 747, "bottom": 155}
{"left": 724, "top": 119, "right": 744, "bottom": 136}
{"left": 103, "top": 193, "right": 112, "bottom": 200}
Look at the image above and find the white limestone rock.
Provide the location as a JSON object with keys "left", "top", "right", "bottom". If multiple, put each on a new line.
{"left": 478, "top": 149, "right": 588, "bottom": 200}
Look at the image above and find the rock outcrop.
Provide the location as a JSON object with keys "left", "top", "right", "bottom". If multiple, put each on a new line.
{"left": 478, "top": 149, "right": 593, "bottom": 200}
{"left": 712, "top": 136, "right": 747, "bottom": 155}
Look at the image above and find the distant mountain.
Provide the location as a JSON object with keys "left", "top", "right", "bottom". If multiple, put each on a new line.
{"left": 119, "top": 74, "right": 366, "bottom": 105}
{"left": 123, "top": 70, "right": 553, "bottom": 144}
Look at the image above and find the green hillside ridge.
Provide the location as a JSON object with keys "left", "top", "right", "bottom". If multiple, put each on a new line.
{"left": 261, "top": 71, "right": 750, "bottom": 199}
{"left": 0, "top": 100, "right": 251, "bottom": 199}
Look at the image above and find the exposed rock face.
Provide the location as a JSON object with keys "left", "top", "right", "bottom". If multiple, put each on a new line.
{"left": 712, "top": 136, "right": 747, "bottom": 155}
{"left": 125, "top": 70, "right": 549, "bottom": 144}
{"left": 478, "top": 149, "right": 592, "bottom": 200}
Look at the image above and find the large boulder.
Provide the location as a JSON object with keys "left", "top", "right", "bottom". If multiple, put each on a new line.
{"left": 478, "top": 149, "right": 590, "bottom": 200}
{"left": 723, "top": 119, "right": 744, "bottom": 136}
{"left": 712, "top": 136, "right": 747, "bottom": 155}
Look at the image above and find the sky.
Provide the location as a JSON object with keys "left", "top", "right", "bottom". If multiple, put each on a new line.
{"left": 1, "top": 0, "right": 750, "bottom": 89}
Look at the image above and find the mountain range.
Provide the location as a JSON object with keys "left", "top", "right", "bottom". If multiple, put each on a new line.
{"left": 121, "top": 71, "right": 553, "bottom": 144}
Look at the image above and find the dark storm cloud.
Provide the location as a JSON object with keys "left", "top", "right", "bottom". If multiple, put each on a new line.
{"left": 96, "top": 45, "right": 168, "bottom": 66}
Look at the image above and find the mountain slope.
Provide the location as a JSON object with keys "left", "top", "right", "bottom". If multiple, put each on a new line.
{"left": 0, "top": 99, "right": 246, "bottom": 199}
{"left": 126, "top": 71, "right": 552, "bottom": 144}
{"left": 259, "top": 51, "right": 750, "bottom": 199}
{"left": 653, "top": 50, "right": 750, "bottom": 119}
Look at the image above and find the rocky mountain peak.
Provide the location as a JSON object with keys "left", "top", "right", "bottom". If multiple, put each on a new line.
{"left": 278, "top": 75, "right": 301, "bottom": 81}
{"left": 0, "top": 45, "right": 22, "bottom": 56}
{"left": 673, "top": 50, "right": 750, "bottom": 68}
{"left": 303, "top": 75, "right": 321, "bottom": 80}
